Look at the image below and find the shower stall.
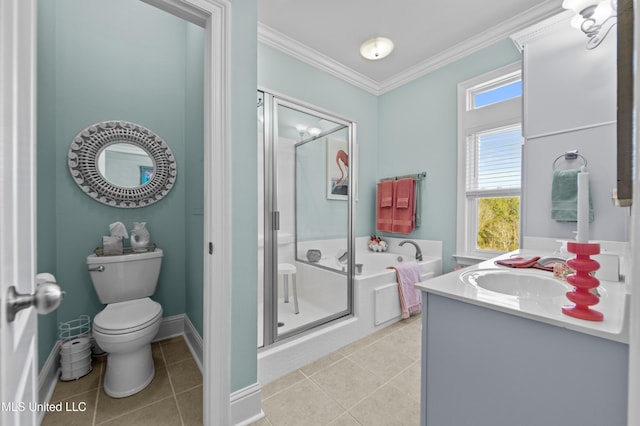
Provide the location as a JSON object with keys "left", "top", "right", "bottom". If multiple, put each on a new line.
{"left": 257, "top": 90, "right": 356, "bottom": 348}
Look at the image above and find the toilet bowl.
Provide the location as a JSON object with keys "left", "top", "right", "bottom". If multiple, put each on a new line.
{"left": 92, "top": 298, "right": 162, "bottom": 397}
{"left": 87, "top": 248, "right": 164, "bottom": 398}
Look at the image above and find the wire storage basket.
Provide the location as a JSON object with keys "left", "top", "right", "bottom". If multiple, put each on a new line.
{"left": 59, "top": 315, "right": 92, "bottom": 381}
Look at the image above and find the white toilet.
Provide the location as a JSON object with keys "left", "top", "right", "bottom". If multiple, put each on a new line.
{"left": 86, "top": 249, "right": 163, "bottom": 398}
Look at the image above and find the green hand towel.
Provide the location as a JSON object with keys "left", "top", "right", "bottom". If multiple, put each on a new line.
{"left": 551, "top": 169, "right": 594, "bottom": 222}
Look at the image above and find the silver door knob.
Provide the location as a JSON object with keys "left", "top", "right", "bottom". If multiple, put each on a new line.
{"left": 6, "top": 278, "right": 64, "bottom": 323}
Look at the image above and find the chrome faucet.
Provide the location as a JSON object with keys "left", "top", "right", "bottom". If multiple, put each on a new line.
{"left": 399, "top": 240, "right": 423, "bottom": 261}
{"left": 336, "top": 249, "right": 349, "bottom": 265}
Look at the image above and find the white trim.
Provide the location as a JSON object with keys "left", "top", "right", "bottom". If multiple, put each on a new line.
{"left": 183, "top": 314, "right": 204, "bottom": 372}
{"left": 141, "top": 1, "right": 232, "bottom": 425}
{"left": 510, "top": 10, "right": 573, "bottom": 52}
{"left": 153, "top": 314, "right": 187, "bottom": 341}
{"left": 525, "top": 120, "right": 616, "bottom": 141}
{"left": 456, "top": 62, "right": 523, "bottom": 260}
{"left": 154, "top": 314, "right": 204, "bottom": 373}
{"left": 230, "top": 383, "right": 264, "bottom": 426}
{"left": 37, "top": 340, "right": 62, "bottom": 425}
{"left": 258, "top": 1, "right": 562, "bottom": 95}
{"left": 258, "top": 23, "right": 381, "bottom": 95}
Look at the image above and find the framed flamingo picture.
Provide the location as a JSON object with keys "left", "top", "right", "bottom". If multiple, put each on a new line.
{"left": 326, "top": 138, "right": 357, "bottom": 200}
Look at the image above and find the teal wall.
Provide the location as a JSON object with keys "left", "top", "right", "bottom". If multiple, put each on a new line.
{"left": 258, "top": 44, "right": 380, "bottom": 239}
{"left": 37, "top": 0, "right": 259, "bottom": 396}
{"left": 37, "top": 0, "right": 59, "bottom": 369}
{"left": 378, "top": 39, "right": 521, "bottom": 272}
{"left": 184, "top": 24, "right": 205, "bottom": 338}
{"left": 230, "top": 0, "right": 259, "bottom": 394}
{"left": 36, "top": 0, "right": 204, "bottom": 367}
{"left": 259, "top": 39, "right": 520, "bottom": 273}
{"left": 35, "top": 0, "right": 516, "bottom": 397}
{"left": 296, "top": 131, "right": 349, "bottom": 241}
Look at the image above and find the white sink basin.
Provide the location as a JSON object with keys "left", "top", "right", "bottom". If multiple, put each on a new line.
{"left": 460, "top": 269, "right": 570, "bottom": 299}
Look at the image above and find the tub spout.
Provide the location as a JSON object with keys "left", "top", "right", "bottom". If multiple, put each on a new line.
{"left": 336, "top": 249, "right": 349, "bottom": 265}
{"left": 399, "top": 240, "right": 423, "bottom": 261}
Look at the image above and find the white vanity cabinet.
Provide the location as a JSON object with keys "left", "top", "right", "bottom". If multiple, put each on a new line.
{"left": 419, "top": 292, "right": 628, "bottom": 426}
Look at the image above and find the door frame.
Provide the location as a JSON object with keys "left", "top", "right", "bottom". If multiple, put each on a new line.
{"left": 143, "top": 1, "right": 232, "bottom": 424}
{"left": 2, "top": 0, "right": 233, "bottom": 424}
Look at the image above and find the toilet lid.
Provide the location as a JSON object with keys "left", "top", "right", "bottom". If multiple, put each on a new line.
{"left": 93, "top": 298, "right": 162, "bottom": 335}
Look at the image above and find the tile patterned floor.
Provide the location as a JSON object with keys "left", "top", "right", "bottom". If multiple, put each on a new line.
{"left": 42, "top": 316, "right": 421, "bottom": 426}
{"left": 253, "top": 314, "right": 422, "bottom": 426}
{"left": 42, "top": 336, "right": 202, "bottom": 426}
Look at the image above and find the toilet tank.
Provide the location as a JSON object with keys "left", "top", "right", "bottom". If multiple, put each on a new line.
{"left": 86, "top": 249, "right": 163, "bottom": 304}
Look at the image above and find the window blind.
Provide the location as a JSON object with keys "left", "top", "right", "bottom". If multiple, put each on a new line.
{"left": 466, "top": 125, "right": 522, "bottom": 194}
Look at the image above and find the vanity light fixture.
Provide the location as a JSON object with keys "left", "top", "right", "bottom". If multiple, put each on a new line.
{"left": 359, "top": 37, "right": 394, "bottom": 60}
{"left": 562, "top": 0, "right": 617, "bottom": 49}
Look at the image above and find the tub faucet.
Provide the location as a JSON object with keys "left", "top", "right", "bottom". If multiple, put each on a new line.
{"left": 399, "top": 240, "right": 423, "bottom": 261}
{"left": 336, "top": 249, "right": 349, "bottom": 265}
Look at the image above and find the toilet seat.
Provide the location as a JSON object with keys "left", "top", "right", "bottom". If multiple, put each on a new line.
{"left": 94, "top": 298, "right": 162, "bottom": 335}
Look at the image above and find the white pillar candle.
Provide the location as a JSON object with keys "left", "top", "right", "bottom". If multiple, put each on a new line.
{"left": 576, "top": 167, "right": 589, "bottom": 242}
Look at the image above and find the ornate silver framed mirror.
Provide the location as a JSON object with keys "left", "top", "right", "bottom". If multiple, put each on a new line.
{"left": 68, "top": 120, "right": 177, "bottom": 208}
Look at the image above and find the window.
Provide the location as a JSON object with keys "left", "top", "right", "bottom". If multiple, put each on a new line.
{"left": 456, "top": 63, "right": 522, "bottom": 263}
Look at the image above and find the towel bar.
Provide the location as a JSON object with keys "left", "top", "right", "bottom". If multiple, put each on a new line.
{"left": 379, "top": 171, "right": 426, "bottom": 182}
{"left": 553, "top": 151, "right": 587, "bottom": 170}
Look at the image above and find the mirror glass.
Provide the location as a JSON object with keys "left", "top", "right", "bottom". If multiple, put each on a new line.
{"left": 68, "top": 121, "right": 177, "bottom": 208}
{"left": 97, "top": 143, "right": 154, "bottom": 188}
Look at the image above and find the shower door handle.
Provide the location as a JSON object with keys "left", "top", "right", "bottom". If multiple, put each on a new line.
{"left": 272, "top": 210, "right": 280, "bottom": 231}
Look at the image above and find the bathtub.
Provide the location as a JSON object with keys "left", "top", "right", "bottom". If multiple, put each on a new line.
{"left": 258, "top": 237, "right": 442, "bottom": 385}
{"left": 314, "top": 250, "right": 420, "bottom": 275}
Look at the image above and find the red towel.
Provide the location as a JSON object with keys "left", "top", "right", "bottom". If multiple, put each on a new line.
{"left": 391, "top": 178, "right": 415, "bottom": 234}
{"left": 495, "top": 256, "right": 553, "bottom": 272}
{"left": 376, "top": 180, "right": 394, "bottom": 232}
{"left": 495, "top": 257, "right": 541, "bottom": 268}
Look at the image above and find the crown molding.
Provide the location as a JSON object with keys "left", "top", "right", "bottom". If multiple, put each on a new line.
{"left": 379, "top": 1, "right": 564, "bottom": 93}
{"left": 510, "top": 10, "right": 573, "bottom": 52}
{"left": 258, "top": 0, "right": 564, "bottom": 96}
{"left": 258, "top": 23, "right": 383, "bottom": 95}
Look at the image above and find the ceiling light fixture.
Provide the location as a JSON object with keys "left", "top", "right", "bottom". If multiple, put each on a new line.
{"left": 359, "top": 37, "right": 394, "bottom": 60}
{"left": 562, "top": 0, "right": 617, "bottom": 49}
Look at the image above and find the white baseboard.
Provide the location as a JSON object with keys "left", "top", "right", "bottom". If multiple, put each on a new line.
{"left": 37, "top": 339, "right": 62, "bottom": 425}
{"left": 39, "top": 314, "right": 262, "bottom": 425}
{"left": 153, "top": 314, "right": 187, "bottom": 341}
{"left": 230, "top": 382, "right": 264, "bottom": 426}
{"left": 183, "top": 314, "right": 203, "bottom": 372}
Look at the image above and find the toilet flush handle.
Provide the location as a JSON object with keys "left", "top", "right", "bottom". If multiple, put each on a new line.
{"left": 88, "top": 265, "right": 105, "bottom": 272}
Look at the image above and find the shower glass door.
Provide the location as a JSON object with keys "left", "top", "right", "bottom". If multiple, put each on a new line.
{"left": 259, "top": 90, "right": 355, "bottom": 347}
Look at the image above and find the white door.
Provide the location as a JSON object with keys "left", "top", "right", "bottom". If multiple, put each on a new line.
{"left": 0, "top": 1, "right": 58, "bottom": 424}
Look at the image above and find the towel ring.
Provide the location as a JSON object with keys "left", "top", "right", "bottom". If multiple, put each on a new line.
{"left": 552, "top": 151, "right": 587, "bottom": 170}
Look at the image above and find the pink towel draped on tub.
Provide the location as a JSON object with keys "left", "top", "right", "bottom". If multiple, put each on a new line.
{"left": 376, "top": 180, "right": 395, "bottom": 232}
{"left": 388, "top": 262, "right": 422, "bottom": 319}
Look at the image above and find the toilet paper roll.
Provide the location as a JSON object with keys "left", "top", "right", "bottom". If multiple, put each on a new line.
{"left": 109, "top": 221, "right": 129, "bottom": 239}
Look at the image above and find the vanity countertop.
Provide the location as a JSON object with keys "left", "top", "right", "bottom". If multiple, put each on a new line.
{"left": 416, "top": 249, "right": 630, "bottom": 343}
